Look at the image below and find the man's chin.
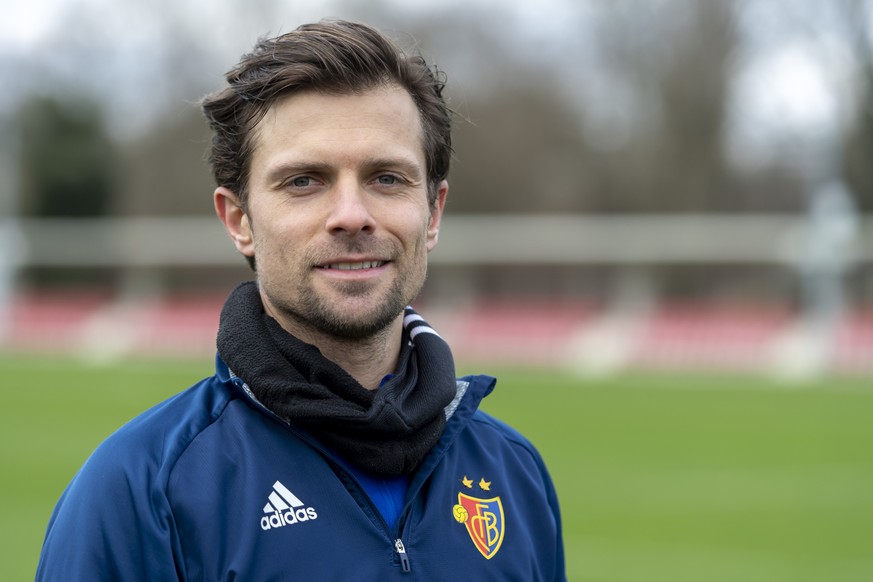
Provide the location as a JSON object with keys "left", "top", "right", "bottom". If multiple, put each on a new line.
{"left": 296, "top": 293, "right": 407, "bottom": 340}
{"left": 312, "top": 309, "right": 402, "bottom": 340}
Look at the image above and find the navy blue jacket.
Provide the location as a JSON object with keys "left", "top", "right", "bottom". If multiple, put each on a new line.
{"left": 37, "top": 356, "right": 565, "bottom": 580}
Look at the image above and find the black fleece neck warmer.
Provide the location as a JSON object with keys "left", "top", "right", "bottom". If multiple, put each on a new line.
{"left": 216, "top": 282, "right": 458, "bottom": 476}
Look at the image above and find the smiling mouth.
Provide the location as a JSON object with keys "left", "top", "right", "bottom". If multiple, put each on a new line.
{"left": 318, "top": 260, "right": 387, "bottom": 271}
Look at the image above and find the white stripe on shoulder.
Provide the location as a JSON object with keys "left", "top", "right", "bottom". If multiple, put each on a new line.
{"left": 445, "top": 380, "right": 469, "bottom": 420}
{"left": 409, "top": 325, "right": 442, "bottom": 340}
{"left": 403, "top": 312, "right": 425, "bottom": 326}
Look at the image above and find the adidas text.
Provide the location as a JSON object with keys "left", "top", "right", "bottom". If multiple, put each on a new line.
{"left": 260, "top": 507, "right": 318, "bottom": 531}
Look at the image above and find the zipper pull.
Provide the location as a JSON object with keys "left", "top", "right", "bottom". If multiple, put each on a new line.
{"left": 394, "top": 538, "right": 411, "bottom": 573}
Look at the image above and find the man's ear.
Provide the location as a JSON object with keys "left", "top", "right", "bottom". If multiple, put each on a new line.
{"left": 426, "top": 180, "right": 448, "bottom": 252}
{"left": 214, "top": 187, "right": 254, "bottom": 258}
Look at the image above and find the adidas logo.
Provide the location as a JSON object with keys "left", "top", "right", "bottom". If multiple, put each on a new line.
{"left": 260, "top": 480, "right": 318, "bottom": 531}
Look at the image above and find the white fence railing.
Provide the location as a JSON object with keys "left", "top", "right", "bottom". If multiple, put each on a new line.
{"left": 2, "top": 214, "right": 872, "bottom": 268}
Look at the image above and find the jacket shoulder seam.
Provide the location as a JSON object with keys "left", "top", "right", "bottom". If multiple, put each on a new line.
{"left": 468, "top": 412, "right": 540, "bottom": 456}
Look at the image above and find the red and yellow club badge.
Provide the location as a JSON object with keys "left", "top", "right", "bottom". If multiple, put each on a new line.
{"left": 452, "top": 475, "right": 505, "bottom": 559}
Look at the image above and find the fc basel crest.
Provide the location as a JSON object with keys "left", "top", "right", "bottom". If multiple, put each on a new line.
{"left": 452, "top": 476, "right": 505, "bottom": 559}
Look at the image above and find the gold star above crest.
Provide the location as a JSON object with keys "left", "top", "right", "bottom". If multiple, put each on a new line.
{"left": 479, "top": 478, "right": 491, "bottom": 491}
{"left": 461, "top": 476, "right": 474, "bottom": 489}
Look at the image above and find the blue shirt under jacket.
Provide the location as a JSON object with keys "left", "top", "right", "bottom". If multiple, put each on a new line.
{"left": 36, "top": 355, "right": 566, "bottom": 581}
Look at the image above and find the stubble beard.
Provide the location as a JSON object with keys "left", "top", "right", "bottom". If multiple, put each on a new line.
{"left": 256, "top": 227, "right": 432, "bottom": 343}
{"left": 263, "top": 267, "right": 425, "bottom": 342}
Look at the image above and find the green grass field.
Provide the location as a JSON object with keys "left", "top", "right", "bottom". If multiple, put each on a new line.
{"left": 2, "top": 354, "right": 871, "bottom": 581}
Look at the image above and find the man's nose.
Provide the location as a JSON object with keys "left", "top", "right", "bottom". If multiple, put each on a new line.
{"left": 324, "top": 180, "right": 376, "bottom": 236}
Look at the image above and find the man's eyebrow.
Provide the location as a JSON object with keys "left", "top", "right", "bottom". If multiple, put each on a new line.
{"left": 360, "top": 156, "right": 424, "bottom": 179}
{"left": 264, "top": 157, "right": 425, "bottom": 184}
{"left": 263, "top": 161, "right": 332, "bottom": 184}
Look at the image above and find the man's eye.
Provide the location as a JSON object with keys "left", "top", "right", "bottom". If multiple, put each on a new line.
{"left": 377, "top": 174, "right": 399, "bottom": 185}
{"left": 290, "top": 176, "right": 313, "bottom": 188}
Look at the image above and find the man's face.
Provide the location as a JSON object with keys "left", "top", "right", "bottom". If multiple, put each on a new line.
{"left": 220, "top": 85, "right": 446, "bottom": 340}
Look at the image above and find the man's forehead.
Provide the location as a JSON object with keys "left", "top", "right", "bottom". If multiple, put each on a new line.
{"left": 249, "top": 85, "right": 427, "bottom": 167}
{"left": 258, "top": 85, "right": 420, "bottom": 131}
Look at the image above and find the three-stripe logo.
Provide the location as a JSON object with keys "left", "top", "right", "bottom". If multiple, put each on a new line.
{"left": 260, "top": 481, "right": 318, "bottom": 531}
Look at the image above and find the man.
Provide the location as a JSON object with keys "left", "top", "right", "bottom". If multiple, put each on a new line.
{"left": 37, "top": 20, "right": 565, "bottom": 580}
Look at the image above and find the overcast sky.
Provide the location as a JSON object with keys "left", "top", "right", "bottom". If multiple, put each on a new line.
{"left": 0, "top": 0, "right": 861, "bottom": 164}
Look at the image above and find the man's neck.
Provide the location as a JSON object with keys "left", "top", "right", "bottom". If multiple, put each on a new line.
{"left": 307, "top": 322, "right": 403, "bottom": 391}
{"left": 262, "top": 303, "right": 403, "bottom": 391}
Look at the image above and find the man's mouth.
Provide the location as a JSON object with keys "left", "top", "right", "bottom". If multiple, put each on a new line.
{"left": 318, "top": 261, "right": 386, "bottom": 271}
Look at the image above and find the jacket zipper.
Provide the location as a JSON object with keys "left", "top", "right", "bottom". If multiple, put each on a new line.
{"left": 394, "top": 538, "right": 411, "bottom": 572}
{"left": 325, "top": 457, "right": 414, "bottom": 573}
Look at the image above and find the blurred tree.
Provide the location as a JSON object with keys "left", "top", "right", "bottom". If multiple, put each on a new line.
{"left": 18, "top": 96, "right": 115, "bottom": 216}
{"left": 843, "top": 105, "right": 873, "bottom": 212}
{"left": 450, "top": 83, "right": 592, "bottom": 214}
{"left": 839, "top": 0, "right": 873, "bottom": 212}
{"left": 587, "top": 0, "right": 738, "bottom": 213}
{"left": 116, "top": 106, "right": 214, "bottom": 216}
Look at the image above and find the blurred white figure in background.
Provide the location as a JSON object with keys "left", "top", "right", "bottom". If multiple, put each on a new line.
{"left": 773, "top": 179, "right": 859, "bottom": 381}
{"left": 801, "top": 180, "right": 859, "bottom": 328}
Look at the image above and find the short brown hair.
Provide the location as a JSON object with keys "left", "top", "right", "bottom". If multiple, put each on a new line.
{"left": 201, "top": 20, "right": 452, "bottom": 210}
